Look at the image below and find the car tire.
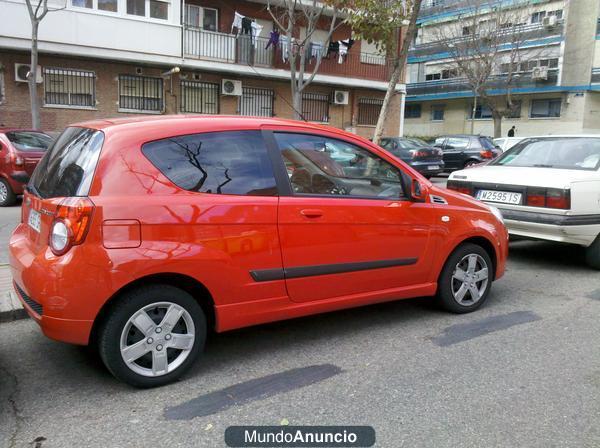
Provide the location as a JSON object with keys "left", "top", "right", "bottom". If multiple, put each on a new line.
{"left": 585, "top": 235, "right": 600, "bottom": 270}
{"left": 98, "top": 284, "right": 207, "bottom": 388}
{"left": 436, "top": 243, "right": 493, "bottom": 313}
{"left": 0, "top": 178, "right": 16, "bottom": 207}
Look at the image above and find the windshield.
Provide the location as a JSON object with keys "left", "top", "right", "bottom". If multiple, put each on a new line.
{"left": 30, "top": 127, "right": 104, "bottom": 198}
{"left": 493, "top": 137, "right": 600, "bottom": 171}
{"left": 5, "top": 131, "right": 53, "bottom": 152}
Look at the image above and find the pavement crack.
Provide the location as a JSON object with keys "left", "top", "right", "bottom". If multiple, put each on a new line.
{"left": 0, "top": 363, "right": 24, "bottom": 448}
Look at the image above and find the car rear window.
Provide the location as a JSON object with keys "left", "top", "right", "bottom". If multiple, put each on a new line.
{"left": 493, "top": 137, "right": 600, "bottom": 171}
{"left": 479, "top": 137, "right": 496, "bottom": 150}
{"left": 141, "top": 130, "right": 277, "bottom": 196}
{"left": 5, "top": 131, "right": 53, "bottom": 152}
{"left": 30, "top": 127, "right": 104, "bottom": 198}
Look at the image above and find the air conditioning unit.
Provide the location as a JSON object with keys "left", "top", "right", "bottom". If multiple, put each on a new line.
{"left": 14, "top": 63, "right": 42, "bottom": 83}
{"left": 532, "top": 66, "right": 549, "bottom": 80}
{"left": 542, "top": 15, "right": 558, "bottom": 28}
{"left": 221, "top": 79, "right": 242, "bottom": 96}
{"left": 333, "top": 90, "right": 349, "bottom": 105}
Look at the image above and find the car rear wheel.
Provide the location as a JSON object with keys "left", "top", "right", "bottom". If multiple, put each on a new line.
{"left": 0, "top": 178, "right": 16, "bottom": 207}
{"left": 585, "top": 235, "right": 600, "bottom": 270}
{"left": 98, "top": 284, "right": 206, "bottom": 388}
{"left": 436, "top": 243, "right": 493, "bottom": 313}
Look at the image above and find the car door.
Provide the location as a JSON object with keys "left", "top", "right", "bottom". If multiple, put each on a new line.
{"left": 442, "top": 137, "right": 470, "bottom": 169}
{"left": 266, "top": 130, "right": 435, "bottom": 303}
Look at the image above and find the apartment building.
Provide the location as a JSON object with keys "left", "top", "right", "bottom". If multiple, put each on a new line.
{"left": 405, "top": 0, "right": 600, "bottom": 137}
{"left": 0, "top": 0, "right": 405, "bottom": 138}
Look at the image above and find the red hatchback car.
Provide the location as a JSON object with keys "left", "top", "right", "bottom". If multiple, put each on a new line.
{"left": 0, "top": 128, "right": 53, "bottom": 206}
{"left": 10, "top": 116, "right": 508, "bottom": 387}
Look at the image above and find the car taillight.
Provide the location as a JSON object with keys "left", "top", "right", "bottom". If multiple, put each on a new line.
{"left": 480, "top": 150, "right": 494, "bottom": 159}
{"left": 447, "top": 180, "right": 473, "bottom": 196}
{"left": 410, "top": 150, "right": 428, "bottom": 159}
{"left": 49, "top": 197, "right": 95, "bottom": 256}
{"left": 545, "top": 188, "right": 570, "bottom": 209}
{"left": 526, "top": 188, "right": 570, "bottom": 209}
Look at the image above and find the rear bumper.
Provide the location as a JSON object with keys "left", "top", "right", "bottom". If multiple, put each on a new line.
{"left": 410, "top": 161, "right": 445, "bottom": 176}
{"left": 9, "top": 223, "right": 110, "bottom": 345}
{"left": 501, "top": 209, "right": 600, "bottom": 246}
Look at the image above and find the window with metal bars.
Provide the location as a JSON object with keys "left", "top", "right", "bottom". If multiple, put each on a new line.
{"left": 180, "top": 80, "right": 219, "bottom": 114}
{"left": 43, "top": 67, "right": 96, "bottom": 108}
{"left": 301, "top": 92, "right": 330, "bottom": 123}
{"left": 118, "top": 74, "right": 163, "bottom": 113}
{"left": 357, "top": 98, "right": 383, "bottom": 126}
{"left": 239, "top": 87, "right": 274, "bottom": 117}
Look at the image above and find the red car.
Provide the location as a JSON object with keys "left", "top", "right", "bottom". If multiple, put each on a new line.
{"left": 9, "top": 116, "right": 508, "bottom": 387}
{"left": 0, "top": 128, "right": 53, "bottom": 206}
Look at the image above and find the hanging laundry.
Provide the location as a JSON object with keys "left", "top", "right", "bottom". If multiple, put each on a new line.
{"left": 265, "top": 29, "right": 280, "bottom": 49}
{"left": 338, "top": 41, "right": 348, "bottom": 63}
{"left": 241, "top": 17, "right": 252, "bottom": 35}
{"left": 251, "top": 21, "right": 263, "bottom": 46}
{"left": 327, "top": 41, "right": 339, "bottom": 58}
{"left": 310, "top": 42, "right": 323, "bottom": 59}
{"left": 231, "top": 11, "right": 244, "bottom": 35}
{"left": 280, "top": 35, "right": 290, "bottom": 62}
{"left": 340, "top": 38, "right": 355, "bottom": 51}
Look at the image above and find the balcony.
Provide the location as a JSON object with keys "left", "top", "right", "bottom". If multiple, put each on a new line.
{"left": 419, "top": 0, "right": 534, "bottom": 21}
{"left": 407, "top": 69, "right": 559, "bottom": 97}
{"left": 409, "top": 21, "right": 564, "bottom": 61}
{"left": 183, "top": 27, "right": 393, "bottom": 82}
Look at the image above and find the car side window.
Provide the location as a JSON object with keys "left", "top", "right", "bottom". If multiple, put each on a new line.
{"left": 273, "top": 133, "right": 405, "bottom": 200}
{"left": 445, "top": 137, "right": 470, "bottom": 150}
{"left": 142, "top": 130, "right": 277, "bottom": 196}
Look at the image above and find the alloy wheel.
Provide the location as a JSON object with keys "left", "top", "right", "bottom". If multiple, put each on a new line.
{"left": 451, "top": 254, "right": 489, "bottom": 306}
{"left": 0, "top": 182, "right": 8, "bottom": 203}
{"left": 119, "top": 302, "right": 195, "bottom": 377}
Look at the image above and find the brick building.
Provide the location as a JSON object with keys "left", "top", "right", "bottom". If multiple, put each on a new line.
{"left": 0, "top": 0, "right": 406, "bottom": 137}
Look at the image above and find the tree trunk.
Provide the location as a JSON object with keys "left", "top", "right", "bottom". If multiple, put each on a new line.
{"left": 372, "top": 60, "right": 401, "bottom": 144}
{"left": 492, "top": 112, "right": 502, "bottom": 138}
{"left": 28, "top": 22, "right": 41, "bottom": 130}
{"left": 292, "top": 88, "right": 303, "bottom": 121}
{"left": 470, "top": 96, "right": 477, "bottom": 134}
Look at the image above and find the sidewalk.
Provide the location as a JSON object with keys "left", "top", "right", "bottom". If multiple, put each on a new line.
{"left": 0, "top": 264, "right": 26, "bottom": 323}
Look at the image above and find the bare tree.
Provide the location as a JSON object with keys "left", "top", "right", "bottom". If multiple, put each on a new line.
{"left": 266, "top": 0, "right": 345, "bottom": 120}
{"left": 24, "top": 0, "right": 64, "bottom": 130}
{"left": 432, "top": 0, "right": 557, "bottom": 136}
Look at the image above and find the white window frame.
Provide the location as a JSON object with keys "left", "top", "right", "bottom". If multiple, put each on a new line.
{"left": 185, "top": 5, "right": 218, "bottom": 30}
{"left": 125, "top": 0, "right": 170, "bottom": 21}
{"left": 71, "top": 0, "right": 119, "bottom": 13}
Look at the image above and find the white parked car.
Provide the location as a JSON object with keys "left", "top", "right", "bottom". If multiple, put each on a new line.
{"left": 447, "top": 136, "right": 600, "bottom": 268}
{"left": 493, "top": 137, "right": 526, "bottom": 152}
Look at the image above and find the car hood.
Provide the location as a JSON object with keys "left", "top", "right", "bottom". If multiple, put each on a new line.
{"left": 449, "top": 165, "right": 596, "bottom": 189}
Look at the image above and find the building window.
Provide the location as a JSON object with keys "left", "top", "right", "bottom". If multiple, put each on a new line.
{"left": 431, "top": 104, "right": 445, "bottom": 121}
{"left": 126, "top": 0, "right": 169, "bottom": 19}
{"left": 530, "top": 98, "right": 561, "bottom": 118}
{"left": 118, "top": 74, "right": 163, "bottom": 113}
{"left": 72, "top": 0, "right": 92, "bottom": 8}
{"left": 72, "top": 0, "right": 117, "bottom": 10}
{"left": 302, "top": 92, "right": 330, "bottom": 123}
{"left": 462, "top": 26, "right": 473, "bottom": 36}
{"left": 44, "top": 67, "right": 96, "bottom": 108}
{"left": 180, "top": 80, "right": 219, "bottom": 114}
{"left": 184, "top": 5, "right": 218, "bottom": 31}
{"left": 548, "top": 9, "right": 563, "bottom": 19}
{"left": 425, "top": 73, "right": 441, "bottom": 81}
{"left": 0, "top": 71, "right": 5, "bottom": 104}
{"left": 405, "top": 103, "right": 422, "bottom": 118}
{"left": 239, "top": 87, "right": 274, "bottom": 117}
{"left": 357, "top": 98, "right": 384, "bottom": 126}
{"left": 469, "top": 103, "right": 493, "bottom": 119}
{"left": 507, "top": 101, "right": 522, "bottom": 118}
{"left": 531, "top": 11, "right": 546, "bottom": 23}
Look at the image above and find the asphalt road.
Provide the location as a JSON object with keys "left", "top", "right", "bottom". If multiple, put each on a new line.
{"left": 1, "top": 182, "right": 600, "bottom": 448}
{"left": 0, "top": 202, "right": 20, "bottom": 264}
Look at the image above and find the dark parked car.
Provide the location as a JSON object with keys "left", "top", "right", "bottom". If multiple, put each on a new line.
{"left": 379, "top": 137, "right": 445, "bottom": 178}
{"left": 433, "top": 135, "right": 500, "bottom": 172}
{"left": 0, "top": 128, "right": 53, "bottom": 206}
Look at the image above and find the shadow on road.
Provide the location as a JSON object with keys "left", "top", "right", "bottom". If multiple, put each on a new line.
{"left": 508, "top": 239, "right": 591, "bottom": 270}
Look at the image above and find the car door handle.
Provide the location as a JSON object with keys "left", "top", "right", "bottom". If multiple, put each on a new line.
{"left": 300, "top": 209, "right": 323, "bottom": 218}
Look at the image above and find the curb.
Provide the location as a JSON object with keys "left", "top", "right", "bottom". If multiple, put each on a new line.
{"left": 0, "top": 307, "right": 28, "bottom": 323}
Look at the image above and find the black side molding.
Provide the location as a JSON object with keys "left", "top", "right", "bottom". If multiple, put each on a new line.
{"left": 502, "top": 209, "right": 600, "bottom": 226}
{"left": 250, "top": 258, "right": 418, "bottom": 282}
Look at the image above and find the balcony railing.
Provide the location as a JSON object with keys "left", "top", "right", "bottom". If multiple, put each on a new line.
{"left": 419, "top": 0, "right": 534, "bottom": 19}
{"left": 183, "top": 26, "right": 392, "bottom": 82}
{"left": 407, "top": 69, "right": 559, "bottom": 96}
{"left": 410, "top": 21, "right": 564, "bottom": 59}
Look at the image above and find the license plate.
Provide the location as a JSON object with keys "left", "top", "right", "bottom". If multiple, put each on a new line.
{"left": 477, "top": 190, "right": 522, "bottom": 204}
{"left": 427, "top": 165, "right": 440, "bottom": 170}
{"left": 28, "top": 209, "right": 41, "bottom": 233}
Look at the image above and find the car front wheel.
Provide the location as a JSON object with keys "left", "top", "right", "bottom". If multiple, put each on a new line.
{"left": 98, "top": 284, "right": 206, "bottom": 388}
{"left": 437, "top": 243, "right": 493, "bottom": 313}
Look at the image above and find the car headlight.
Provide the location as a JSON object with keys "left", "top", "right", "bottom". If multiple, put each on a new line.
{"left": 488, "top": 205, "right": 504, "bottom": 224}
